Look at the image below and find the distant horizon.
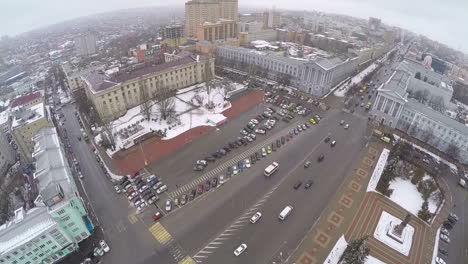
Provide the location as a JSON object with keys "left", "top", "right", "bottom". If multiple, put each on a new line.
{"left": 1, "top": 0, "right": 467, "bottom": 55}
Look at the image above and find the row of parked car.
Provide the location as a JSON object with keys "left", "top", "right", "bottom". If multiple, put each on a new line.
{"left": 436, "top": 213, "right": 459, "bottom": 264}
{"left": 115, "top": 174, "right": 167, "bottom": 210}
{"left": 193, "top": 107, "right": 282, "bottom": 172}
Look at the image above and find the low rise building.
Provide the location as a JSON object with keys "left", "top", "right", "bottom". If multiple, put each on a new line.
{"left": 216, "top": 45, "right": 358, "bottom": 96}
{"left": 83, "top": 52, "right": 214, "bottom": 121}
{"left": 0, "top": 127, "right": 93, "bottom": 264}
{"left": 0, "top": 111, "right": 15, "bottom": 177}
{"left": 11, "top": 102, "right": 53, "bottom": 163}
{"left": 62, "top": 62, "right": 102, "bottom": 93}
{"left": 370, "top": 65, "right": 468, "bottom": 163}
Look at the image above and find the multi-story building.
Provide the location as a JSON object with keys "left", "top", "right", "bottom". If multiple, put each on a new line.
{"left": 62, "top": 63, "right": 102, "bottom": 94}
{"left": 263, "top": 8, "right": 281, "bottom": 29}
{"left": 370, "top": 63, "right": 468, "bottom": 163}
{"left": 196, "top": 19, "right": 238, "bottom": 42}
{"left": 0, "top": 111, "right": 15, "bottom": 177}
{"left": 163, "top": 24, "right": 187, "bottom": 48}
{"left": 74, "top": 33, "right": 97, "bottom": 56}
{"left": 185, "top": 0, "right": 238, "bottom": 37}
{"left": 11, "top": 101, "right": 53, "bottom": 164}
{"left": 307, "top": 34, "right": 354, "bottom": 54}
{"left": 135, "top": 44, "right": 165, "bottom": 64}
{"left": 10, "top": 91, "right": 43, "bottom": 109}
{"left": 0, "top": 127, "right": 93, "bottom": 264}
{"left": 216, "top": 45, "right": 358, "bottom": 96}
{"left": 368, "top": 17, "right": 381, "bottom": 31}
{"left": 83, "top": 52, "right": 215, "bottom": 121}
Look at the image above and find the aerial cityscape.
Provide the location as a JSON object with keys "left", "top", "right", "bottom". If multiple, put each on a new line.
{"left": 1, "top": 1, "right": 468, "bottom": 264}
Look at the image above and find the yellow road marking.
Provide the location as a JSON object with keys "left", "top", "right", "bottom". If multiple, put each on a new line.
{"left": 149, "top": 222, "right": 172, "bottom": 244}
{"left": 178, "top": 256, "right": 196, "bottom": 264}
{"left": 128, "top": 214, "right": 138, "bottom": 224}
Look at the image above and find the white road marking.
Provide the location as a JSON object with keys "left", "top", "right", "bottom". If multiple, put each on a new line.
{"left": 198, "top": 250, "right": 213, "bottom": 254}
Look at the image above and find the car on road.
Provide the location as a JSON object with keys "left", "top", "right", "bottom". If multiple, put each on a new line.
{"left": 440, "top": 234, "right": 450, "bottom": 243}
{"left": 197, "top": 184, "right": 204, "bottom": 194}
{"left": 211, "top": 177, "right": 218, "bottom": 188}
{"left": 255, "top": 128, "right": 266, "bottom": 134}
{"left": 180, "top": 194, "right": 188, "bottom": 205}
{"left": 245, "top": 159, "right": 251, "bottom": 168}
{"left": 435, "top": 257, "right": 446, "bottom": 264}
{"left": 93, "top": 247, "right": 104, "bottom": 257}
{"left": 262, "top": 148, "right": 267, "bottom": 157}
{"left": 438, "top": 247, "right": 448, "bottom": 256}
{"left": 304, "top": 179, "right": 314, "bottom": 189}
{"left": 281, "top": 136, "right": 285, "bottom": 144}
{"left": 267, "top": 145, "right": 272, "bottom": 154}
{"left": 165, "top": 200, "right": 172, "bottom": 212}
{"left": 293, "top": 181, "right": 303, "bottom": 190}
{"left": 250, "top": 212, "right": 262, "bottom": 224}
{"left": 113, "top": 185, "right": 121, "bottom": 194}
{"left": 127, "top": 192, "right": 137, "bottom": 200}
{"left": 304, "top": 161, "right": 311, "bottom": 168}
{"left": 344, "top": 124, "right": 350, "bottom": 129}
{"left": 196, "top": 160, "right": 207, "bottom": 166}
{"left": 256, "top": 151, "right": 261, "bottom": 160}
{"left": 152, "top": 211, "right": 162, "bottom": 221}
{"left": 442, "top": 220, "right": 453, "bottom": 229}
{"left": 232, "top": 165, "right": 239, "bottom": 175}
{"left": 234, "top": 243, "right": 247, "bottom": 256}
{"left": 193, "top": 165, "right": 204, "bottom": 171}
{"left": 448, "top": 213, "right": 458, "bottom": 223}
{"left": 99, "top": 240, "right": 110, "bottom": 253}
{"left": 204, "top": 180, "right": 211, "bottom": 192}
{"left": 276, "top": 139, "right": 281, "bottom": 148}
{"left": 189, "top": 189, "right": 197, "bottom": 200}
{"left": 205, "top": 156, "right": 215, "bottom": 162}
{"left": 331, "top": 140, "right": 337, "bottom": 147}
{"left": 156, "top": 185, "right": 168, "bottom": 194}
{"left": 440, "top": 228, "right": 450, "bottom": 236}
{"left": 340, "top": 120, "right": 345, "bottom": 125}
{"left": 309, "top": 118, "right": 316, "bottom": 124}
{"left": 318, "top": 154, "right": 325, "bottom": 162}
{"left": 324, "top": 137, "right": 330, "bottom": 143}
{"left": 458, "top": 178, "right": 466, "bottom": 188}
{"left": 138, "top": 185, "right": 149, "bottom": 193}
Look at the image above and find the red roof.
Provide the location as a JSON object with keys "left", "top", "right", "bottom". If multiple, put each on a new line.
{"left": 11, "top": 92, "right": 41, "bottom": 108}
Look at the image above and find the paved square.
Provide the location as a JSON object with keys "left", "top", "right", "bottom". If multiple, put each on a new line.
{"left": 314, "top": 231, "right": 331, "bottom": 248}
{"left": 339, "top": 195, "right": 354, "bottom": 208}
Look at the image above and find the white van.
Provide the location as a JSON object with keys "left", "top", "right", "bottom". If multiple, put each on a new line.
{"left": 279, "top": 205, "right": 293, "bottom": 220}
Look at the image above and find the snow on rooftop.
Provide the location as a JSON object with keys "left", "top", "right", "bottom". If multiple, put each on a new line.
{"left": 11, "top": 102, "right": 46, "bottom": 128}
{"left": 0, "top": 111, "right": 9, "bottom": 125}
{"left": 373, "top": 211, "right": 415, "bottom": 256}
{"left": 324, "top": 235, "right": 347, "bottom": 264}
{"left": 367, "top": 149, "right": 390, "bottom": 192}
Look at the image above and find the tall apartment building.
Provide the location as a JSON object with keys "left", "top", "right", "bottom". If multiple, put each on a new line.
{"left": 263, "top": 8, "right": 281, "bottom": 29}
{"left": 83, "top": 52, "right": 215, "bottom": 121}
{"left": 196, "top": 19, "right": 238, "bottom": 42}
{"left": 163, "top": 24, "right": 187, "bottom": 48}
{"left": 185, "top": 0, "right": 238, "bottom": 37}
{"left": 0, "top": 127, "right": 93, "bottom": 264}
{"left": 11, "top": 98, "right": 53, "bottom": 164}
{"left": 217, "top": 45, "right": 358, "bottom": 97}
{"left": 74, "top": 33, "right": 97, "bottom": 56}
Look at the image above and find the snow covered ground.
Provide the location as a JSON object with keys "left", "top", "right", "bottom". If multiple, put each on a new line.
{"left": 323, "top": 235, "right": 347, "bottom": 264}
{"left": 393, "top": 135, "right": 458, "bottom": 173}
{"left": 373, "top": 211, "right": 415, "bottom": 256}
{"left": 388, "top": 178, "right": 424, "bottom": 215}
{"left": 323, "top": 235, "right": 387, "bottom": 264}
{"left": 334, "top": 62, "right": 379, "bottom": 97}
{"left": 367, "top": 149, "right": 390, "bottom": 192}
{"left": 97, "top": 82, "right": 245, "bottom": 156}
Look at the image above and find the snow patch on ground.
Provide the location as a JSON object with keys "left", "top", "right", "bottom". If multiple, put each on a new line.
{"left": 373, "top": 211, "right": 415, "bottom": 256}
{"left": 431, "top": 227, "right": 441, "bottom": 264}
{"left": 367, "top": 149, "right": 390, "bottom": 192}
{"left": 323, "top": 235, "right": 347, "bottom": 264}
{"left": 389, "top": 178, "right": 423, "bottom": 215}
{"left": 393, "top": 135, "right": 458, "bottom": 172}
{"left": 365, "top": 255, "right": 386, "bottom": 264}
{"left": 334, "top": 62, "right": 379, "bottom": 97}
{"left": 97, "top": 82, "right": 244, "bottom": 156}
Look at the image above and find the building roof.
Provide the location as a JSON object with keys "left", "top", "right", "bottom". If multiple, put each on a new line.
{"left": 84, "top": 55, "right": 202, "bottom": 94}
{"left": 10, "top": 91, "right": 42, "bottom": 108}
{"left": 11, "top": 102, "right": 47, "bottom": 129}
{"left": 0, "top": 111, "right": 9, "bottom": 126}
{"left": 0, "top": 207, "right": 55, "bottom": 255}
{"left": 32, "top": 127, "right": 78, "bottom": 211}
{"left": 377, "top": 70, "right": 411, "bottom": 102}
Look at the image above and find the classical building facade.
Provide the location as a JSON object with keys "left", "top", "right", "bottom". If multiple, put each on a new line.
{"left": 216, "top": 45, "right": 358, "bottom": 97}
{"left": 83, "top": 53, "right": 215, "bottom": 121}
{"left": 196, "top": 19, "right": 238, "bottom": 42}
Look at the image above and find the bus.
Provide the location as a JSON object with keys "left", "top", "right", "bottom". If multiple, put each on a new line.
{"left": 264, "top": 162, "right": 279, "bottom": 177}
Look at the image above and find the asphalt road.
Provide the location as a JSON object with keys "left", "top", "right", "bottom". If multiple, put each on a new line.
{"left": 60, "top": 104, "right": 172, "bottom": 264}
{"left": 155, "top": 107, "right": 369, "bottom": 264}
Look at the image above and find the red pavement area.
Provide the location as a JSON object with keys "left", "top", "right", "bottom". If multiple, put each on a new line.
{"left": 112, "top": 89, "right": 264, "bottom": 175}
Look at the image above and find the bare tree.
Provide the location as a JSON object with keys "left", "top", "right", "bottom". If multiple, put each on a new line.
{"left": 421, "top": 89, "right": 430, "bottom": 104}
{"left": 446, "top": 143, "right": 460, "bottom": 161}
{"left": 157, "top": 85, "right": 176, "bottom": 121}
{"left": 102, "top": 121, "right": 116, "bottom": 150}
{"left": 429, "top": 96, "right": 445, "bottom": 112}
{"left": 138, "top": 77, "right": 153, "bottom": 120}
{"left": 191, "top": 93, "right": 204, "bottom": 106}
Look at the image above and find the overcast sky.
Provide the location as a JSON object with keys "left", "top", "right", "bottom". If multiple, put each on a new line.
{"left": 1, "top": 0, "right": 467, "bottom": 53}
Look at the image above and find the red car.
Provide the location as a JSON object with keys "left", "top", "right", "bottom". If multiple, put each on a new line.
{"left": 126, "top": 188, "right": 135, "bottom": 196}
{"left": 285, "top": 134, "right": 290, "bottom": 141}
{"left": 152, "top": 211, "right": 162, "bottom": 221}
{"left": 197, "top": 184, "right": 204, "bottom": 194}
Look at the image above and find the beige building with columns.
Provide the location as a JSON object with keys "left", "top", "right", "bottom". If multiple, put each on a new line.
{"left": 185, "top": 0, "right": 238, "bottom": 37}
{"left": 83, "top": 53, "right": 215, "bottom": 122}
{"left": 196, "top": 19, "right": 238, "bottom": 42}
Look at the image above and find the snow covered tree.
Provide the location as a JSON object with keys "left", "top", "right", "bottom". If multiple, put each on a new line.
{"left": 340, "top": 235, "right": 370, "bottom": 264}
{"left": 157, "top": 85, "right": 176, "bottom": 121}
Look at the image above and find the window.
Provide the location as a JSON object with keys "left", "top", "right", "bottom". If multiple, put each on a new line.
{"left": 27, "top": 252, "right": 32, "bottom": 256}
{"left": 40, "top": 244, "right": 46, "bottom": 248}
{"left": 61, "top": 216, "right": 70, "bottom": 221}
{"left": 57, "top": 209, "right": 65, "bottom": 215}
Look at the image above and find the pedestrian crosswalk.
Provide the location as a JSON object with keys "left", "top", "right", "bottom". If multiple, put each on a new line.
{"left": 168, "top": 120, "right": 303, "bottom": 199}
{"left": 149, "top": 222, "right": 172, "bottom": 244}
{"left": 178, "top": 256, "right": 196, "bottom": 264}
{"left": 128, "top": 214, "right": 138, "bottom": 224}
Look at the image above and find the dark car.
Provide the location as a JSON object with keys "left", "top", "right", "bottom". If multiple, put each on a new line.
{"left": 197, "top": 184, "right": 204, "bottom": 194}
{"left": 293, "top": 181, "right": 303, "bottom": 190}
{"left": 304, "top": 161, "right": 311, "bottom": 168}
{"left": 193, "top": 165, "right": 204, "bottom": 171}
{"left": 438, "top": 247, "right": 448, "bottom": 256}
{"left": 205, "top": 156, "right": 216, "bottom": 162}
{"left": 282, "top": 117, "right": 290, "bottom": 122}
{"left": 276, "top": 139, "right": 281, "bottom": 148}
{"left": 224, "top": 146, "right": 231, "bottom": 153}
{"left": 226, "top": 166, "right": 233, "bottom": 176}
{"left": 271, "top": 143, "right": 276, "bottom": 152}
{"left": 304, "top": 180, "right": 314, "bottom": 189}
{"left": 229, "top": 142, "right": 237, "bottom": 149}
{"left": 294, "top": 129, "right": 298, "bottom": 135}
{"left": 304, "top": 123, "right": 310, "bottom": 128}
{"left": 255, "top": 152, "right": 261, "bottom": 160}
{"left": 189, "top": 190, "right": 197, "bottom": 200}
{"left": 211, "top": 177, "right": 218, "bottom": 188}
{"left": 281, "top": 136, "right": 285, "bottom": 144}
{"left": 204, "top": 180, "right": 211, "bottom": 192}
{"left": 318, "top": 154, "right": 325, "bottom": 162}
{"left": 219, "top": 149, "right": 227, "bottom": 156}
{"left": 443, "top": 220, "right": 453, "bottom": 229}
{"left": 212, "top": 152, "right": 220, "bottom": 159}
{"left": 324, "top": 137, "right": 330, "bottom": 143}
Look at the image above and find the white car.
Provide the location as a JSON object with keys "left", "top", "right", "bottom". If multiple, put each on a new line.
{"left": 156, "top": 185, "right": 168, "bottom": 194}
{"left": 232, "top": 165, "right": 239, "bottom": 175}
{"left": 196, "top": 160, "right": 207, "bottom": 166}
{"left": 138, "top": 185, "right": 149, "bottom": 193}
{"left": 99, "top": 240, "right": 110, "bottom": 253}
{"left": 78, "top": 172, "right": 84, "bottom": 179}
{"left": 234, "top": 243, "right": 247, "bottom": 256}
{"left": 245, "top": 159, "right": 251, "bottom": 168}
{"left": 165, "top": 200, "right": 172, "bottom": 212}
{"left": 251, "top": 119, "right": 259, "bottom": 125}
{"left": 262, "top": 148, "right": 267, "bottom": 157}
{"left": 113, "top": 185, "right": 121, "bottom": 194}
{"left": 128, "top": 192, "right": 137, "bottom": 200}
{"left": 250, "top": 212, "right": 262, "bottom": 224}
{"left": 93, "top": 247, "right": 104, "bottom": 257}
{"left": 458, "top": 178, "right": 466, "bottom": 188}
{"left": 435, "top": 257, "right": 446, "bottom": 264}
{"left": 344, "top": 124, "right": 350, "bottom": 129}
{"left": 440, "top": 228, "right": 450, "bottom": 236}
{"left": 440, "top": 234, "right": 450, "bottom": 243}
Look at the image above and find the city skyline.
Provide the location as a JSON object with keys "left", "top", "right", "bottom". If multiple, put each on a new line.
{"left": 1, "top": 0, "right": 467, "bottom": 54}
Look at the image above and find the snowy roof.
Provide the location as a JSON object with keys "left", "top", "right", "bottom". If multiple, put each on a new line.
{"left": 0, "top": 111, "right": 9, "bottom": 126}
{"left": 10, "top": 91, "right": 42, "bottom": 108}
{"left": 377, "top": 70, "right": 411, "bottom": 102}
{"left": 11, "top": 102, "right": 47, "bottom": 129}
{"left": 0, "top": 207, "right": 56, "bottom": 255}
{"left": 32, "top": 127, "right": 78, "bottom": 211}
